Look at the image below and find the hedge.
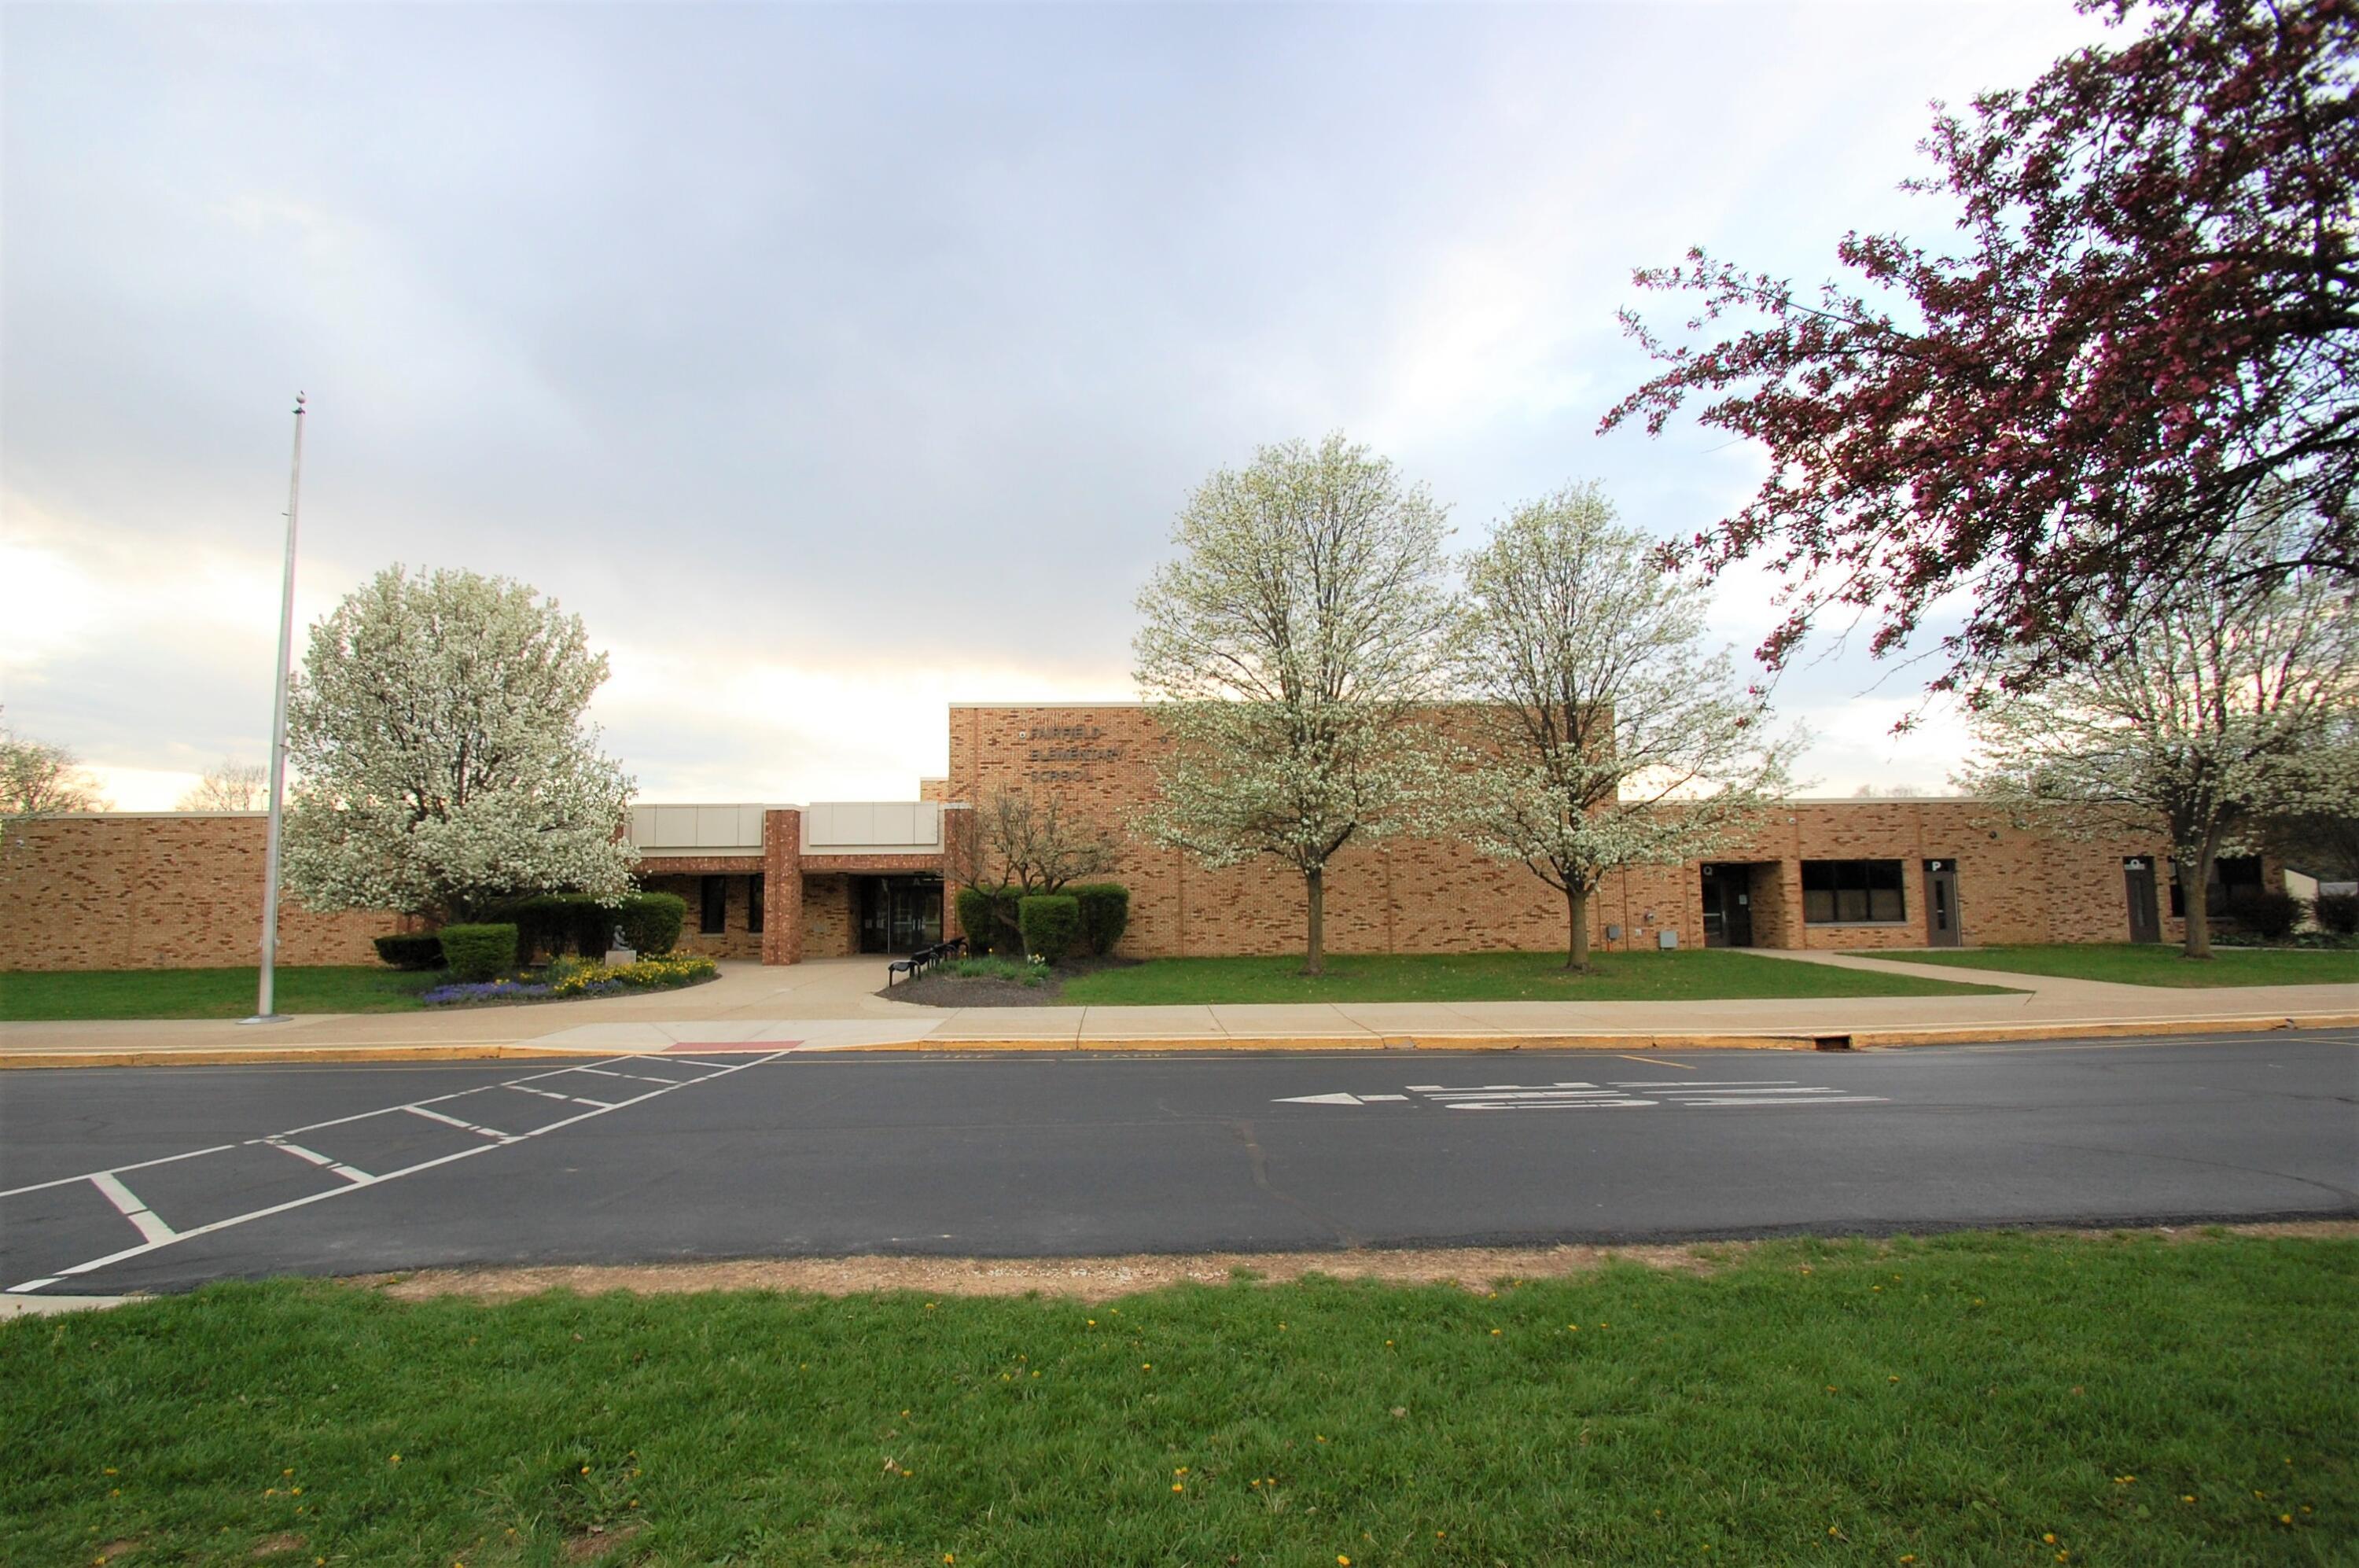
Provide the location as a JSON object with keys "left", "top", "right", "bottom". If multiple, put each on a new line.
{"left": 2227, "top": 890, "right": 2307, "bottom": 942}
{"left": 2315, "top": 892, "right": 2359, "bottom": 937}
{"left": 438, "top": 922, "right": 520, "bottom": 983}
{"left": 373, "top": 932, "right": 446, "bottom": 971}
{"left": 490, "top": 894, "right": 616, "bottom": 960}
{"left": 615, "top": 891, "right": 686, "bottom": 956}
{"left": 1071, "top": 882, "right": 1130, "bottom": 956}
{"left": 955, "top": 885, "right": 1000, "bottom": 955}
{"left": 1018, "top": 894, "right": 1081, "bottom": 964}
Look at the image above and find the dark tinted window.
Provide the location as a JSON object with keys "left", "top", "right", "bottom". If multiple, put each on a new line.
{"left": 1801, "top": 859, "right": 1906, "bottom": 923}
{"left": 2169, "top": 855, "right": 2263, "bottom": 916}
{"left": 747, "top": 874, "right": 764, "bottom": 934}
{"left": 701, "top": 876, "right": 727, "bottom": 935}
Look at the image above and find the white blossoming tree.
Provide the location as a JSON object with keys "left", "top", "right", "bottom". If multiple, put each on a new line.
{"left": 282, "top": 566, "right": 637, "bottom": 924}
{"left": 1451, "top": 483, "right": 1799, "bottom": 970}
{"left": 1132, "top": 434, "right": 1456, "bottom": 974}
{"left": 1961, "top": 528, "right": 2359, "bottom": 959}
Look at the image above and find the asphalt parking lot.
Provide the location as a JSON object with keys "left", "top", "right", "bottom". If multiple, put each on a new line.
{"left": 2, "top": 1029, "right": 2353, "bottom": 1296}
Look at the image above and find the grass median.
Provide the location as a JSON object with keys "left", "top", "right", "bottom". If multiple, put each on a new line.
{"left": 0, "top": 965, "right": 440, "bottom": 1021}
{"left": 1054, "top": 948, "right": 2018, "bottom": 1005}
{"left": 6, "top": 1230, "right": 2349, "bottom": 1565}
{"left": 1857, "top": 942, "right": 2359, "bottom": 988}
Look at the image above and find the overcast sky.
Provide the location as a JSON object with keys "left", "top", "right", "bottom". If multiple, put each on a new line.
{"left": 2, "top": 1, "right": 2106, "bottom": 809}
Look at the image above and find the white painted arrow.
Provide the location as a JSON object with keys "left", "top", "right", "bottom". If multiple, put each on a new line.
{"left": 1275, "top": 1091, "right": 1364, "bottom": 1106}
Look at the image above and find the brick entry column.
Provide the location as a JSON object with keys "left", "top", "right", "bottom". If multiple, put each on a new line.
{"left": 761, "top": 808, "right": 803, "bottom": 965}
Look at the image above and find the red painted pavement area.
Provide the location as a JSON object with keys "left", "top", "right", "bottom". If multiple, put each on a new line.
{"left": 664, "top": 1040, "right": 804, "bottom": 1054}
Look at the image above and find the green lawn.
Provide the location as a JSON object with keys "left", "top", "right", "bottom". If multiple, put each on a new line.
{"left": 0, "top": 965, "right": 439, "bottom": 1021}
{"left": 2, "top": 1231, "right": 2348, "bottom": 1566}
{"left": 1057, "top": 948, "right": 2015, "bottom": 1005}
{"left": 1858, "top": 942, "right": 2359, "bottom": 988}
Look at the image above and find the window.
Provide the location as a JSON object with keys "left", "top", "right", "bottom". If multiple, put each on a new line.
{"left": 700, "top": 876, "right": 727, "bottom": 935}
{"left": 1801, "top": 859, "right": 1906, "bottom": 923}
{"left": 2168, "top": 856, "right": 2263, "bottom": 917}
{"left": 747, "top": 874, "right": 765, "bottom": 934}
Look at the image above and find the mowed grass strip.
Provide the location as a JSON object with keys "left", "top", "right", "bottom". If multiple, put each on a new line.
{"left": 1860, "top": 942, "right": 2359, "bottom": 988}
{"left": 1057, "top": 948, "right": 2017, "bottom": 1005}
{"left": 0, "top": 965, "right": 440, "bottom": 1021}
{"left": 6, "top": 1233, "right": 2348, "bottom": 1566}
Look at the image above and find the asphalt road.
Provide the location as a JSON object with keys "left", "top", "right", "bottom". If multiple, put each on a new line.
{"left": 2, "top": 1030, "right": 2353, "bottom": 1296}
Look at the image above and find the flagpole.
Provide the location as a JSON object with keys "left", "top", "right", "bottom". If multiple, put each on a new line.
{"left": 243, "top": 392, "right": 304, "bottom": 1025}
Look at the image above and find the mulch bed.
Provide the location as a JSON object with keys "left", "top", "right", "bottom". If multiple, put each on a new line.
{"left": 881, "top": 956, "right": 1137, "bottom": 1007}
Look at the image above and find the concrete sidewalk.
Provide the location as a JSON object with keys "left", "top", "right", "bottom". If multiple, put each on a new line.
{"left": 3, "top": 954, "right": 2354, "bottom": 1066}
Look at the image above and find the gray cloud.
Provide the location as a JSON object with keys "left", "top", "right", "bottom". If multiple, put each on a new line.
{"left": 4, "top": 2, "right": 2100, "bottom": 800}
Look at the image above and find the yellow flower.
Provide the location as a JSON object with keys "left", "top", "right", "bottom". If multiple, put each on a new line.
{"left": 1172, "top": 1483, "right": 1184, "bottom": 1493}
{"left": 1142, "top": 1363, "right": 1151, "bottom": 1371}
{"left": 2043, "top": 1534, "right": 2056, "bottom": 1544}
{"left": 1338, "top": 1558, "right": 1352, "bottom": 1566}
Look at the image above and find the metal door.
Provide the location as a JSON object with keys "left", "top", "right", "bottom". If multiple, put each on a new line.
{"left": 1700, "top": 865, "right": 1754, "bottom": 948}
{"left": 1923, "top": 860, "right": 1962, "bottom": 947}
{"left": 2122, "top": 857, "right": 2161, "bottom": 944}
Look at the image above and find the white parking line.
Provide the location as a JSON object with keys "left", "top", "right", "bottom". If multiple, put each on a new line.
{"left": 1, "top": 1055, "right": 654, "bottom": 1205}
{"left": 263, "top": 1140, "right": 374, "bottom": 1183}
{"left": 0, "top": 1144, "right": 239, "bottom": 1202}
{"left": 402, "top": 1104, "right": 509, "bottom": 1139}
{"left": 89, "top": 1172, "right": 175, "bottom": 1245}
{"left": 502, "top": 1084, "right": 615, "bottom": 1108}
{"left": 7, "top": 1051, "right": 791, "bottom": 1293}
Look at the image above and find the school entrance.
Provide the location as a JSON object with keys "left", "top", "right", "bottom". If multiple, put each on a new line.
{"left": 1699, "top": 863, "right": 1757, "bottom": 948}
{"left": 856, "top": 874, "right": 943, "bottom": 954}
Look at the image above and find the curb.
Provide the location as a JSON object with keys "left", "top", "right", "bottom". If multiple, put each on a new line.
{"left": 0, "top": 1043, "right": 561, "bottom": 1071}
{"left": 835, "top": 1014, "right": 2359, "bottom": 1055}
{"left": 2, "top": 1013, "right": 2352, "bottom": 1069}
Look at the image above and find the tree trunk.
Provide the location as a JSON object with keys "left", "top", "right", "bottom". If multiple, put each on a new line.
{"left": 1303, "top": 866, "right": 1326, "bottom": 976}
{"left": 2179, "top": 837, "right": 2217, "bottom": 961}
{"left": 1564, "top": 884, "right": 1592, "bottom": 972}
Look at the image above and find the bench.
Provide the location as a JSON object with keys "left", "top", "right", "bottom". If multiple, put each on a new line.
{"left": 885, "top": 936, "right": 969, "bottom": 985}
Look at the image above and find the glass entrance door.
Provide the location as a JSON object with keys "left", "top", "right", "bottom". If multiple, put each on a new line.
{"left": 859, "top": 877, "right": 944, "bottom": 953}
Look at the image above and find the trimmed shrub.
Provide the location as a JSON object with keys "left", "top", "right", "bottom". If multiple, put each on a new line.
{"left": 373, "top": 932, "right": 446, "bottom": 970}
{"left": 2226, "top": 889, "right": 2306, "bottom": 942}
{"left": 2314, "top": 891, "right": 2359, "bottom": 937}
{"left": 1018, "top": 894, "right": 1082, "bottom": 964}
{"left": 615, "top": 891, "right": 686, "bottom": 956}
{"left": 955, "top": 885, "right": 999, "bottom": 955}
{"left": 566, "top": 896, "right": 616, "bottom": 957}
{"left": 438, "top": 922, "right": 519, "bottom": 983}
{"left": 493, "top": 893, "right": 619, "bottom": 960}
{"left": 1071, "top": 882, "right": 1130, "bottom": 957}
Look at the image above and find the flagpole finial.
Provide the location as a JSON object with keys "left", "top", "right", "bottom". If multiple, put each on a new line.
{"left": 294, "top": 391, "right": 307, "bottom": 413}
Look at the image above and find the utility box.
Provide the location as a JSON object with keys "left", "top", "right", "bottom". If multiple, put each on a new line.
{"left": 1658, "top": 929, "right": 1680, "bottom": 950}
{"left": 1604, "top": 924, "right": 1622, "bottom": 940}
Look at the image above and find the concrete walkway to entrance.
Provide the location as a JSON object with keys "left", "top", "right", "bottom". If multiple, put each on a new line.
{"left": 3, "top": 953, "right": 2354, "bottom": 1066}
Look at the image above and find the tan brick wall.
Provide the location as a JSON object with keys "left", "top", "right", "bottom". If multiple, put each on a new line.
{"left": 0, "top": 814, "right": 388, "bottom": 971}
{"left": 945, "top": 705, "right": 2203, "bottom": 959}
{"left": 639, "top": 870, "right": 765, "bottom": 960}
{"left": 802, "top": 874, "right": 857, "bottom": 958}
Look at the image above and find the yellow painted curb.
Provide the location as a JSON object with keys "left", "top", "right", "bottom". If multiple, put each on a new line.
{"left": 0, "top": 1043, "right": 543, "bottom": 1071}
{"left": 2, "top": 1013, "right": 2350, "bottom": 1069}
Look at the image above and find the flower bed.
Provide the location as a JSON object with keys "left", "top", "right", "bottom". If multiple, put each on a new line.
{"left": 421, "top": 952, "right": 717, "bottom": 1007}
